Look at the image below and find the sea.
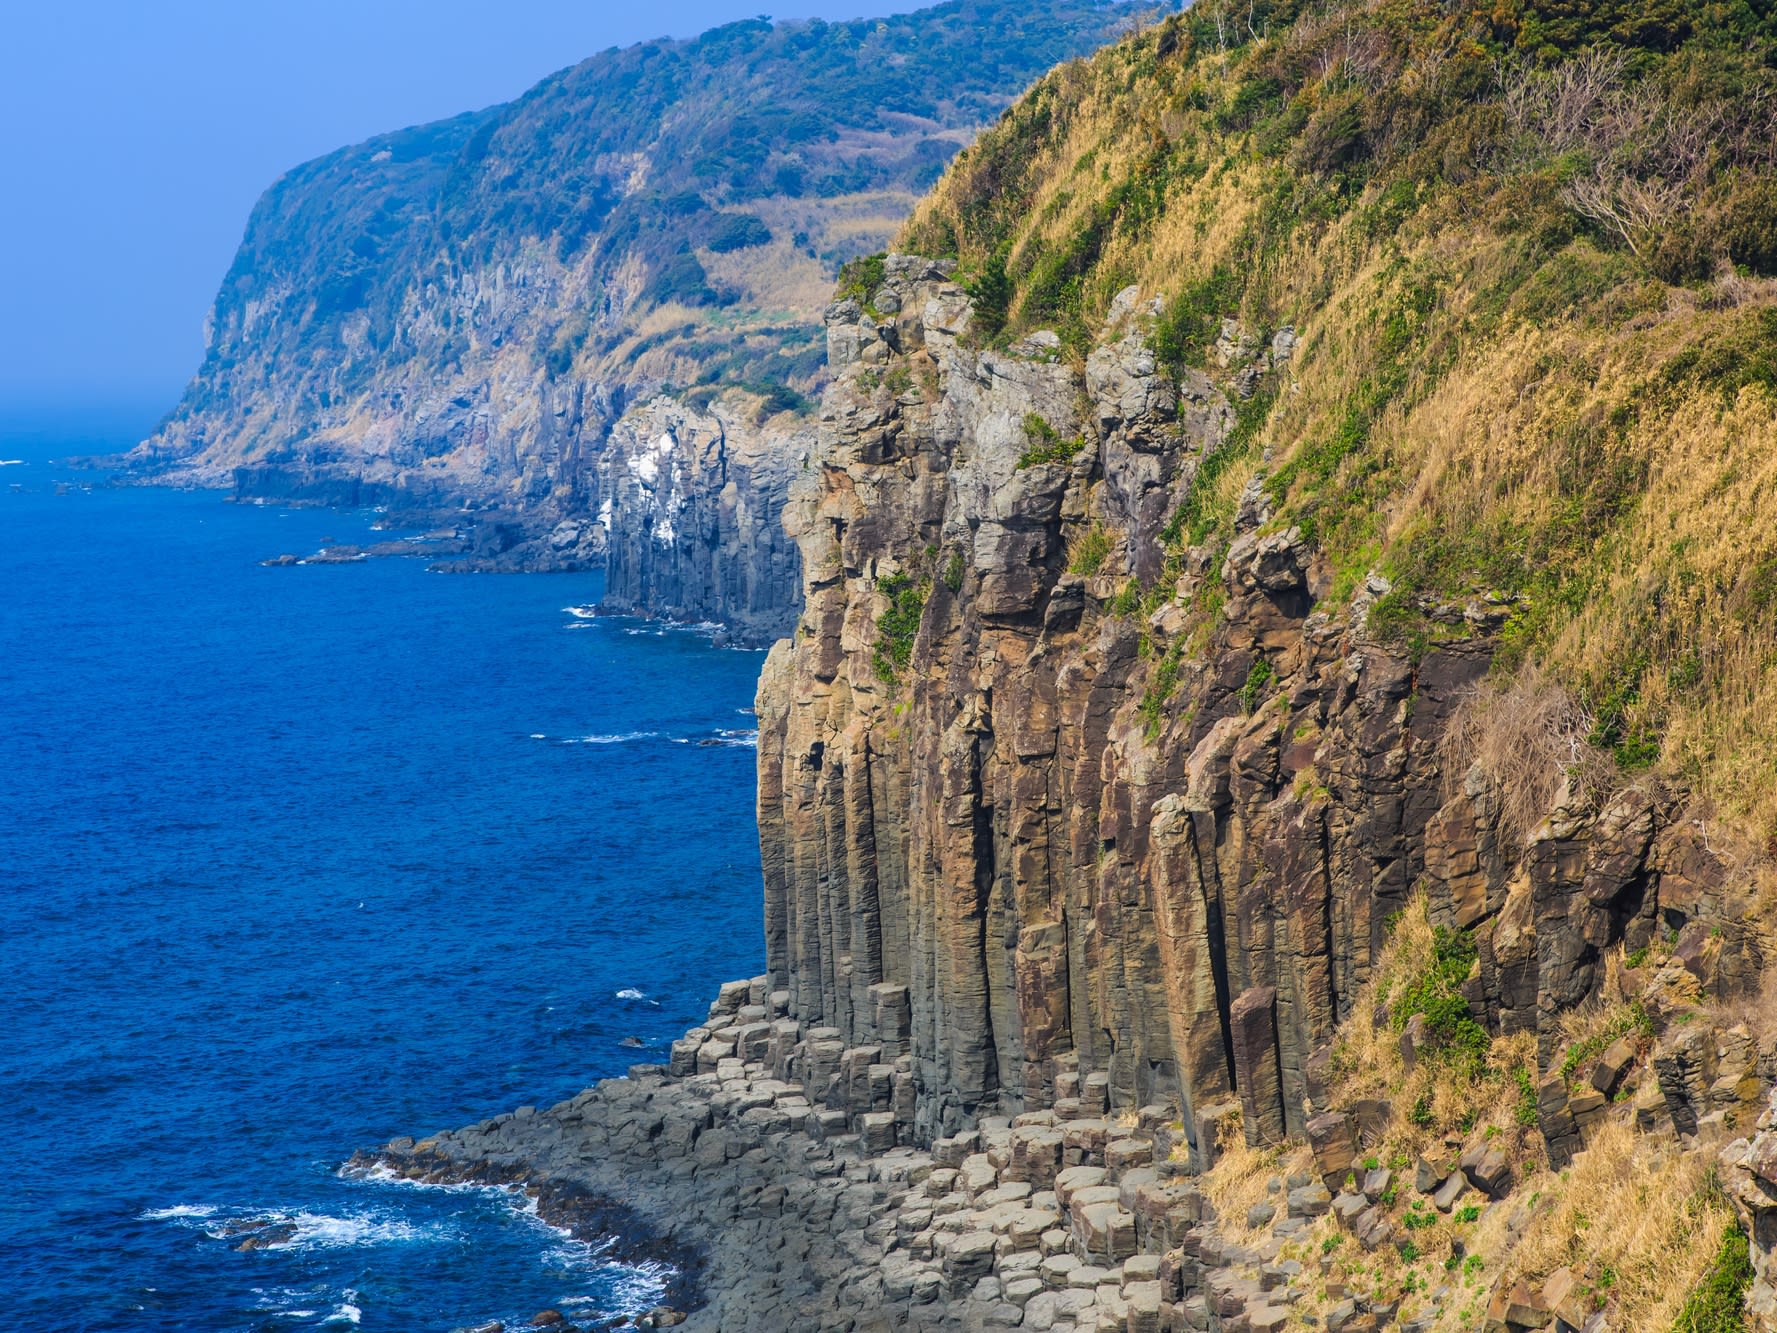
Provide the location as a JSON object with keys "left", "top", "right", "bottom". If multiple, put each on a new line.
{"left": 0, "top": 409, "right": 769, "bottom": 1330}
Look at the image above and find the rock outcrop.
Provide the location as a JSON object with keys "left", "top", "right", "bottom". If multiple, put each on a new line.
{"left": 754, "top": 256, "right": 1759, "bottom": 1151}
{"left": 597, "top": 399, "right": 809, "bottom": 644}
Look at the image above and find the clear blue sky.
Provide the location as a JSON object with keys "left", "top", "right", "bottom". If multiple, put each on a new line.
{"left": 0, "top": 1, "right": 924, "bottom": 416}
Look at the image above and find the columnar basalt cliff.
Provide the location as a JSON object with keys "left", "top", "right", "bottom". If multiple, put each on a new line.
{"left": 756, "top": 257, "right": 1762, "bottom": 1163}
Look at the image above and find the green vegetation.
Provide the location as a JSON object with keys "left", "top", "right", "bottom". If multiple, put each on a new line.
{"left": 837, "top": 253, "right": 889, "bottom": 312}
{"left": 1558, "top": 1002, "right": 1654, "bottom": 1086}
{"left": 872, "top": 574, "right": 927, "bottom": 685}
{"left": 166, "top": 2, "right": 1129, "bottom": 459}
{"left": 706, "top": 212, "right": 773, "bottom": 253}
{"left": 1390, "top": 925, "right": 1487, "bottom": 1066}
{"left": 1673, "top": 1225, "right": 1753, "bottom": 1333}
{"left": 1238, "top": 657, "right": 1276, "bottom": 713}
{"left": 1018, "top": 412, "right": 1088, "bottom": 468}
{"left": 1514, "top": 1065, "right": 1540, "bottom": 1128}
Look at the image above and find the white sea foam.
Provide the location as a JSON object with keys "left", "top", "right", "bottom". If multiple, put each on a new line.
{"left": 353, "top": 1166, "right": 675, "bottom": 1315}
{"left": 141, "top": 1204, "right": 219, "bottom": 1221}
{"left": 713, "top": 729, "right": 759, "bottom": 748}
{"left": 322, "top": 1294, "right": 362, "bottom": 1325}
{"left": 0, "top": 459, "right": 25, "bottom": 466}
{"left": 282, "top": 1211, "right": 436, "bottom": 1249}
{"left": 562, "top": 605, "right": 600, "bottom": 620}
{"left": 566, "top": 731, "right": 659, "bottom": 745}
{"left": 352, "top": 1161, "right": 495, "bottom": 1195}
{"left": 615, "top": 987, "right": 647, "bottom": 1001}
{"left": 160, "top": 1204, "right": 447, "bottom": 1252}
{"left": 600, "top": 1258, "right": 673, "bottom": 1312}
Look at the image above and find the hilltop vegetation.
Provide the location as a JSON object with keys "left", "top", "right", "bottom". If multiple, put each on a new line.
{"left": 146, "top": 0, "right": 1133, "bottom": 481}
{"left": 903, "top": 0, "right": 1777, "bottom": 834}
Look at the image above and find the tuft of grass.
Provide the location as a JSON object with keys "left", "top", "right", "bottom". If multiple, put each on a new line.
{"left": 1238, "top": 656, "right": 1276, "bottom": 713}
{"left": 1067, "top": 524, "right": 1115, "bottom": 577}
{"left": 1018, "top": 412, "right": 1088, "bottom": 468}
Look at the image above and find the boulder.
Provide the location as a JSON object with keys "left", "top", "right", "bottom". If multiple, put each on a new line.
{"left": 1306, "top": 1112, "right": 1359, "bottom": 1189}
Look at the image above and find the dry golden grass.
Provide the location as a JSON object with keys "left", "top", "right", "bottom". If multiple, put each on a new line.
{"left": 1438, "top": 668, "right": 1613, "bottom": 849}
{"left": 899, "top": 11, "right": 1777, "bottom": 846}
{"left": 699, "top": 240, "right": 835, "bottom": 319}
{"left": 1198, "top": 1109, "right": 1302, "bottom": 1246}
{"left": 1496, "top": 1120, "right": 1732, "bottom": 1333}
{"left": 1326, "top": 897, "right": 1543, "bottom": 1171}
{"left": 1201, "top": 893, "right": 1730, "bottom": 1333}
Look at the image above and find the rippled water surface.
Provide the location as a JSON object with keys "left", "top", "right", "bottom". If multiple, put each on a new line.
{"left": 1, "top": 415, "right": 766, "bottom": 1330}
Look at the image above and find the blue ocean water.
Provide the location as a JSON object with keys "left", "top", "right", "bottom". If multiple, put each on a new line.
{"left": 0, "top": 413, "right": 768, "bottom": 1329}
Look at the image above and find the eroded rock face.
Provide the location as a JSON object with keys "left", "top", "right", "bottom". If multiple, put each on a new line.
{"left": 755, "top": 255, "right": 1755, "bottom": 1150}
{"left": 597, "top": 399, "right": 807, "bottom": 644}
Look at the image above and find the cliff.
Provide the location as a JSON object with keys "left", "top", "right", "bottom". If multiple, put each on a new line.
{"left": 750, "top": 1, "right": 1777, "bottom": 1325}
{"left": 134, "top": 1, "right": 1135, "bottom": 641}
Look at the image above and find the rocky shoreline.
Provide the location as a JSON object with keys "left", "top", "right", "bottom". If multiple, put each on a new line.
{"left": 362, "top": 976, "right": 1343, "bottom": 1333}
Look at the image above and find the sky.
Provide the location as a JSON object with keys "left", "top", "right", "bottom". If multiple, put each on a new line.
{"left": 0, "top": 0, "right": 924, "bottom": 420}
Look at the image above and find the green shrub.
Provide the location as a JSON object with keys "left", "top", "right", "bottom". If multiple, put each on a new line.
{"left": 964, "top": 243, "right": 1014, "bottom": 341}
{"left": 837, "top": 252, "right": 889, "bottom": 311}
{"left": 871, "top": 574, "right": 926, "bottom": 684}
{"left": 706, "top": 212, "right": 773, "bottom": 252}
{"left": 1392, "top": 927, "right": 1488, "bottom": 1066}
{"left": 1151, "top": 264, "right": 1239, "bottom": 374}
{"left": 1674, "top": 1224, "right": 1753, "bottom": 1333}
{"left": 1019, "top": 412, "right": 1088, "bottom": 467}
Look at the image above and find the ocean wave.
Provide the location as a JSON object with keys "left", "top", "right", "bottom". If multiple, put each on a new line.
{"left": 274, "top": 1211, "right": 440, "bottom": 1250}
{"left": 351, "top": 1162, "right": 498, "bottom": 1195}
{"left": 562, "top": 605, "right": 600, "bottom": 620}
{"left": 565, "top": 731, "right": 659, "bottom": 745}
{"left": 712, "top": 729, "right": 759, "bottom": 748}
{"left": 599, "top": 1258, "right": 674, "bottom": 1312}
{"left": 614, "top": 987, "right": 647, "bottom": 1001}
{"left": 358, "top": 1170, "right": 674, "bottom": 1313}
{"left": 148, "top": 1202, "right": 448, "bottom": 1252}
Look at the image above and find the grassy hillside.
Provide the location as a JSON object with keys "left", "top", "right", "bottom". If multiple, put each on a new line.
{"left": 904, "top": 0, "right": 1777, "bottom": 835}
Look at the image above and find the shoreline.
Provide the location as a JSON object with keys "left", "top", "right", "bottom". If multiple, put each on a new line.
{"left": 361, "top": 976, "right": 1285, "bottom": 1333}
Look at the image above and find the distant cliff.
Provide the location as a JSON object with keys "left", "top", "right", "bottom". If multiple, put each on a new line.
{"left": 135, "top": 0, "right": 1137, "bottom": 641}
